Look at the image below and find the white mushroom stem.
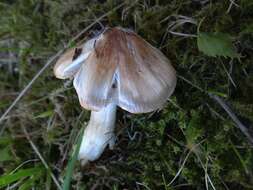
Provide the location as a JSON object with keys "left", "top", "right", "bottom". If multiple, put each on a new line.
{"left": 78, "top": 103, "right": 117, "bottom": 165}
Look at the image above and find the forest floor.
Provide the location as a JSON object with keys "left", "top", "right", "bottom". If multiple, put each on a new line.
{"left": 0, "top": 0, "right": 253, "bottom": 189}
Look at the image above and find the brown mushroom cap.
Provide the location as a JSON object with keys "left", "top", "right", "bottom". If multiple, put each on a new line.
{"left": 54, "top": 27, "right": 177, "bottom": 113}
{"left": 54, "top": 39, "right": 95, "bottom": 79}
{"left": 54, "top": 47, "right": 77, "bottom": 79}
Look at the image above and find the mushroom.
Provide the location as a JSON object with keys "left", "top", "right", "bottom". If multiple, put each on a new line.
{"left": 54, "top": 27, "right": 177, "bottom": 165}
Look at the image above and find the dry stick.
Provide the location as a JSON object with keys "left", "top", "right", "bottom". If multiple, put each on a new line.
{"left": 0, "top": 1, "right": 129, "bottom": 133}
{"left": 22, "top": 126, "right": 62, "bottom": 190}
{"left": 178, "top": 75, "right": 253, "bottom": 145}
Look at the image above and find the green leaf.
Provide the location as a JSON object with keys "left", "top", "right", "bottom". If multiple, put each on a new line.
{"left": 18, "top": 171, "right": 44, "bottom": 190}
{"left": 0, "top": 166, "right": 44, "bottom": 187}
{"left": 197, "top": 32, "right": 239, "bottom": 58}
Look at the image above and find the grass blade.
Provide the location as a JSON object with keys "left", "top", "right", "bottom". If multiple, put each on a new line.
{"left": 63, "top": 127, "right": 84, "bottom": 190}
{"left": 0, "top": 166, "right": 43, "bottom": 187}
